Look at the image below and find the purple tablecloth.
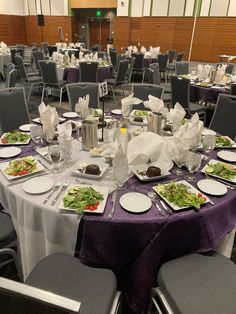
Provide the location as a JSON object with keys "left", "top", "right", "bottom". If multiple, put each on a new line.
{"left": 78, "top": 150, "right": 236, "bottom": 314}
{"left": 63, "top": 66, "right": 112, "bottom": 83}
{"left": 190, "top": 85, "right": 229, "bottom": 104}
{"left": 143, "top": 58, "right": 157, "bottom": 68}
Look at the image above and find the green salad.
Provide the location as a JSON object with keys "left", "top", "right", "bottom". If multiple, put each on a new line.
{"left": 216, "top": 136, "right": 233, "bottom": 147}
{"left": 1, "top": 131, "right": 30, "bottom": 144}
{"left": 4, "top": 157, "right": 37, "bottom": 177}
{"left": 133, "top": 110, "right": 148, "bottom": 117}
{"left": 155, "top": 182, "right": 206, "bottom": 209}
{"left": 63, "top": 186, "right": 104, "bottom": 213}
{"left": 205, "top": 162, "right": 236, "bottom": 180}
{"left": 93, "top": 109, "right": 102, "bottom": 116}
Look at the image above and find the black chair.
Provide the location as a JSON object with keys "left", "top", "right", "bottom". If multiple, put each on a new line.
{"left": 131, "top": 53, "right": 145, "bottom": 82}
{"left": 0, "top": 87, "right": 30, "bottom": 133}
{"left": 48, "top": 45, "right": 57, "bottom": 57}
{"left": 175, "top": 61, "right": 189, "bottom": 75}
{"left": 32, "top": 51, "right": 44, "bottom": 75}
{"left": 0, "top": 253, "right": 121, "bottom": 314}
{"left": 6, "top": 69, "right": 18, "bottom": 89}
{"left": 109, "top": 50, "right": 117, "bottom": 68}
{"left": 167, "top": 52, "right": 185, "bottom": 74}
{"left": 0, "top": 211, "right": 21, "bottom": 280}
{"left": 41, "top": 42, "right": 49, "bottom": 56}
{"left": 167, "top": 49, "right": 176, "bottom": 64}
{"left": 216, "top": 63, "right": 234, "bottom": 75}
{"left": 157, "top": 53, "right": 169, "bottom": 83}
{"left": 107, "top": 59, "right": 129, "bottom": 104}
{"left": 149, "top": 63, "right": 171, "bottom": 104}
{"left": 79, "top": 62, "right": 98, "bottom": 83}
{"left": 151, "top": 253, "right": 236, "bottom": 314}
{"left": 209, "top": 94, "right": 236, "bottom": 140}
{"left": 231, "top": 83, "right": 236, "bottom": 95}
{"left": 114, "top": 54, "right": 126, "bottom": 73}
{"left": 15, "top": 55, "right": 43, "bottom": 100}
{"left": 132, "top": 83, "right": 164, "bottom": 110}
{"left": 39, "top": 60, "right": 67, "bottom": 106}
{"left": 124, "top": 57, "right": 135, "bottom": 84}
{"left": 66, "top": 82, "right": 100, "bottom": 111}
{"left": 170, "top": 76, "right": 206, "bottom": 121}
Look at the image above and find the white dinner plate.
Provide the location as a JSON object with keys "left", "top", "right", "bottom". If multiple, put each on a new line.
{"left": 119, "top": 192, "right": 151, "bottom": 213}
{"left": 197, "top": 179, "right": 227, "bottom": 196}
{"left": 0, "top": 147, "right": 21, "bottom": 158}
{"left": 19, "top": 124, "right": 34, "bottom": 132}
{"left": 33, "top": 117, "right": 66, "bottom": 124}
{"left": 217, "top": 150, "right": 236, "bottom": 162}
{"left": 132, "top": 163, "right": 172, "bottom": 182}
{"left": 23, "top": 177, "right": 54, "bottom": 194}
{"left": 71, "top": 161, "right": 109, "bottom": 179}
{"left": 62, "top": 112, "right": 79, "bottom": 118}
{"left": 111, "top": 109, "right": 121, "bottom": 115}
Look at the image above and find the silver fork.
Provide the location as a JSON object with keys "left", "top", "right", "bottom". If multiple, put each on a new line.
{"left": 43, "top": 182, "right": 61, "bottom": 204}
{"left": 147, "top": 192, "right": 167, "bottom": 216}
{"left": 51, "top": 182, "right": 69, "bottom": 206}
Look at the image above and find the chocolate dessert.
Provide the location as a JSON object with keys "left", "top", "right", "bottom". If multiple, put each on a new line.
{"left": 85, "top": 164, "right": 101, "bottom": 175}
{"left": 162, "top": 125, "right": 172, "bottom": 132}
{"left": 146, "top": 166, "right": 161, "bottom": 177}
{"left": 133, "top": 116, "right": 143, "bottom": 122}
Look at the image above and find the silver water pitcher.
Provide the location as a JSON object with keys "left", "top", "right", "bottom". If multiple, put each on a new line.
{"left": 147, "top": 112, "right": 166, "bottom": 134}
{"left": 78, "top": 120, "right": 98, "bottom": 151}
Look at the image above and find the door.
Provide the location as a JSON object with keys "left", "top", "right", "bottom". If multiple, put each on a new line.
{"left": 101, "top": 19, "right": 110, "bottom": 51}
{"left": 88, "top": 18, "right": 111, "bottom": 51}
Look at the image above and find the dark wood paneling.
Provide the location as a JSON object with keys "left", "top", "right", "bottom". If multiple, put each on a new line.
{"left": 113, "top": 17, "right": 130, "bottom": 51}
{"left": 0, "top": 14, "right": 26, "bottom": 45}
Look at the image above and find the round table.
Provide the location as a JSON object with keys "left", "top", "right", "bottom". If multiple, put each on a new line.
{"left": 190, "top": 84, "right": 230, "bottom": 104}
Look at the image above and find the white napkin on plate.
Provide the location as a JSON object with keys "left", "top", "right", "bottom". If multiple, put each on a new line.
{"left": 121, "top": 93, "right": 142, "bottom": 117}
{"left": 75, "top": 95, "right": 90, "bottom": 119}
{"left": 38, "top": 102, "right": 59, "bottom": 141}
{"left": 144, "top": 95, "right": 164, "bottom": 112}
{"left": 166, "top": 102, "right": 186, "bottom": 132}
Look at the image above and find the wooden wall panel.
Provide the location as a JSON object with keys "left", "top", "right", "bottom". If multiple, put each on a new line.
{"left": 113, "top": 17, "right": 130, "bottom": 51}
{"left": 129, "top": 18, "right": 141, "bottom": 46}
{"left": 173, "top": 17, "right": 194, "bottom": 60}
{"left": 0, "top": 15, "right": 26, "bottom": 45}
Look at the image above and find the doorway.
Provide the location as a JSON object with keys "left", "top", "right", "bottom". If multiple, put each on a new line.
{"left": 88, "top": 18, "right": 111, "bottom": 51}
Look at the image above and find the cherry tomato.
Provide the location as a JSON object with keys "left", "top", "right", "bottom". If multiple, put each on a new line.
{"left": 1, "top": 139, "right": 8, "bottom": 144}
{"left": 12, "top": 172, "right": 18, "bottom": 176}
{"left": 198, "top": 193, "right": 202, "bottom": 198}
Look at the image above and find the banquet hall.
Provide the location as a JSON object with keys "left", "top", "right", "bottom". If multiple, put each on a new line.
{"left": 1, "top": 0, "right": 236, "bottom": 313}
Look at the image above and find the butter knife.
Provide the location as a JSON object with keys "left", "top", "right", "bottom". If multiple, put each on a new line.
{"left": 108, "top": 189, "right": 117, "bottom": 219}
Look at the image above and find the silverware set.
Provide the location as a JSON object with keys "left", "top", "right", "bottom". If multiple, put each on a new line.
{"left": 51, "top": 182, "right": 69, "bottom": 206}
{"left": 147, "top": 192, "right": 171, "bottom": 216}
{"left": 108, "top": 188, "right": 118, "bottom": 219}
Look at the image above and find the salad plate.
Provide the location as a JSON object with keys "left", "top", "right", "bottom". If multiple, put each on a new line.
{"left": 0, "top": 156, "right": 45, "bottom": 181}
{"left": 130, "top": 110, "right": 149, "bottom": 117}
{"left": 92, "top": 109, "right": 103, "bottom": 116}
{"left": 197, "top": 179, "right": 227, "bottom": 196}
{"left": 215, "top": 136, "right": 236, "bottom": 149}
{"left": 201, "top": 159, "right": 236, "bottom": 184}
{"left": 19, "top": 124, "right": 34, "bottom": 132}
{"left": 111, "top": 109, "right": 121, "bottom": 115}
{"left": 62, "top": 112, "right": 79, "bottom": 118}
{"left": 132, "top": 164, "right": 171, "bottom": 182}
{"left": 71, "top": 161, "right": 109, "bottom": 179}
{"left": 59, "top": 184, "right": 109, "bottom": 214}
{"left": 153, "top": 180, "right": 209, "bottom": 211}
{"left": 119, "top": 192, "right": 151, "bottom": 213}
{"left": 0, "top": 147, "right": 21, "bottom": 158}
{"left": 0, "top": 131, "right": 31, "bottom": 145}
{"left": 32, "top": 117, "right": 66, "bottom": 124}
{"left": 217, "top": 150, "right": 236, "bottom": 163}
{"left": 23, "top": 177, "right": 54, "bottom": 194}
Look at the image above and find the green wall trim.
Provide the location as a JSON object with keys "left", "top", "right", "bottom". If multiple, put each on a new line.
{"left": 193, "top": 0, "right": 202, "bottom": 17}
{"left": 68, "top": 0, "right": 73, "bottom": 16}
{"left": 226, "top": 0, "right": 231, "bottom": 16}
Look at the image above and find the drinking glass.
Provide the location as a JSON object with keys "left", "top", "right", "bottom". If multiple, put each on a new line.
{"left": 202, "top": 134, "right": 216, "bottom": 161}
{"left": 30, "top": 125, "right": 43, "bottom": 149}
{"left": 59, "top": 140, "right": 73, "bottom": 167}
{"left": 113, "top": 155, "right": 129, "bottom": 190}
{"left": 186, "top": 151, "right": 202, "bottom": 182}
{"left": 173, "top": 153, "right": 185, "bottom": 176}
{"left": 48, "top": 143, "right": 62, "bottom": 174}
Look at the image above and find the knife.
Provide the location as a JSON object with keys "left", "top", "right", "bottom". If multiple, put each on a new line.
{"left": 159, "top": 200, "right": 173, "bottom": 215}
{"left": 108, "top": 189, "right": 117, "bottom": 219}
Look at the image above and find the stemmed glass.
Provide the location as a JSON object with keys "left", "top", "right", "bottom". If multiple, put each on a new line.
{"left": 173, "top": 152, "right": 185, "bottom": 176}
{"left": 186, "top": 151, "right": 202, "bottom": 182}
{"left": 48, "top": 142, "right": 62, "bottom": 174}
{"left": 113, "top": 155, "right": 129, "bottom": 190}
{"left": 30, "top": 125, "right": 43, "bottom": 149}
{"left": 59, "top": 140, "right": 73, "bottom": 167}
{"left": 202, "top": 134, "right": 216, "bottom": 161}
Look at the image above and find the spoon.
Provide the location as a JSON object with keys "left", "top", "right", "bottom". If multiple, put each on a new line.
{"left": 147, "top": 192, "right": 167, "bottom": 216}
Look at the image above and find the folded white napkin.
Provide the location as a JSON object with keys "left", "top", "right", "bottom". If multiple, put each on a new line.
{"left": 93, "top": 52, "right": 98, "bottom": 61}
{"left": 75, "top": 95, "right": 90, "bottom": 119}
{"left": 215, "top": 64, "right": 227, "bottom": 83}
{"left": 144, "top": 95, "right": 164, "bottom": 112}
{"left": 38, "top": 102, "right": 59, "bottom": 141}
{"left": 57, "top": 121, "right": 73, "bottom": 159}
{"left": 121, "top": 93, "right": 142, "bottom": 117}
{"left": 133, "top": 46, "right": 138, "bottom": 53}
{"left": 166, "top": 102, "right": 186, "bottom": 132}
{"left": 70, "top": 53, "right": 76, "bottom": 65}
{"left": 141, "top": 46, "right": 146, "bottom": 54}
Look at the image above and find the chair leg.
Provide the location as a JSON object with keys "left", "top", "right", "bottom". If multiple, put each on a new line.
{"left": 111, "top": 86, "right": 117, "bottom": 105}
{"left": 27, "top": 84, "right": 33, "bottom": 101}
{"left": 41, "top": 86, "right": 45, "bottom": 103}
{"left": 59, "top": 88, "right": 63, "bottom": 106}
{"left": 121, "top": 85, "right": 125, "bottom": 97}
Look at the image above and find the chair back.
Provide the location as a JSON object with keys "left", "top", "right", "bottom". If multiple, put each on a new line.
{"left": 6, "top": 69, "right": 18, "bottom": 89}
{"left": 167, "top": 49, "right": 176, "bottom": 64}
{"left": 16, "top": 44, "right": 25, "bottom": 57}
{"left": 109, "top": 50, "right": 117, "bottom": 67}
{"left": 47, "top": 45, "right": 57, "bottom": 57}
{"left": 10, "top": 49, "right": 18, "bottom": 66}
{"left": 157, "top": 53, "right": 169, "bottom": 71}
{"left": 231, "top": 83, "right": 236, "bottom": 95}
{"left": 175, "top": 61, "right": 189, "bottom": 76}
{"left": 176, "top": 52, "right": 185, "bottom": 62}
{"left": 170, "top": 76, "right": 190, "bottom": 111}
{"left": 209, "top": 94, "right": 236, "bottom": 140}
{"left": 32, "top": 51, "right": 44, "bottom": 72}
{"left": 24, "top": 47, "right": 33, "bottom": 64}
{"left": 216, "top": 63, "right": 234, "bottom": 75}
{"left": 132, "top": 53, "right": 144, "bottom": 70}
{"left": 115, "top": 54, "right": 126, "bottom": 72}
{"left": 125, "top": 57, "right": 135, "bottom": 83}
{"left": 41, "top": 42, "right": 49, "bottom": 55}
{"left": 150, "top": 63, "right": 161, "bottom": 85}
{"left": 116, "top": 60, "right": 129, "bottom": 83}
{"left": 79, "top": 62, "right": 98, "bottom": 83}
{"left": 66, "top": 83, "right": 99, "bottom": 111}
{"left": 15, "top": 55, "right": 28, "bottom": 81}
{"left": 0, "top": 87, "right": 30, "bottom": 133}
{"left": 39, "top": 61, "right": 59, "bottom": 86}
{"left": 132, "top": 83, "right": 164, "bottom": 110}
{"left": 0, "top": 277, "right": 81, "bottom": 314}
{"left": 144, "top": 68, "right": 154, "bottom": 84}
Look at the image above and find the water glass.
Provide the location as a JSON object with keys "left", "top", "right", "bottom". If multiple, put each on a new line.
{"left": 173, "top": 153, "right": 185, "bottom": 176}
{"left": 30, "top": 125, "right": 43, "bottom": 149}
{"left": 186, "top": 151, "right": 202, "bottom": 182}
{"left": 202, "top": 134, "right": 216, "bottom": 160}
{"left": 48, "top": 143, "right": 62, "bottom": 174}
{"left": 113, "top": 155, "right": 129, "bottom": 190}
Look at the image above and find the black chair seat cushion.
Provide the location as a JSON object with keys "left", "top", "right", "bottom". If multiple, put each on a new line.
{"left": 0, "top": 212, "right": 16, "bottom": 247}
{"left": 45, "top": 80, "right": 67, "bottom": 89}
{"left": 25, "top": 253, "right": 117, "bottom": 314}
{"left": 28, "top": 71, "right": 40, "bottom": 77}
{"left": 157, "top": 253, "right": 236, "bottom": 314}
{"left": 28, "top": 76, "right": 43, "bottom": 84}
{"left": 189, "top": 102, "right": 206, "bottom": 113}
